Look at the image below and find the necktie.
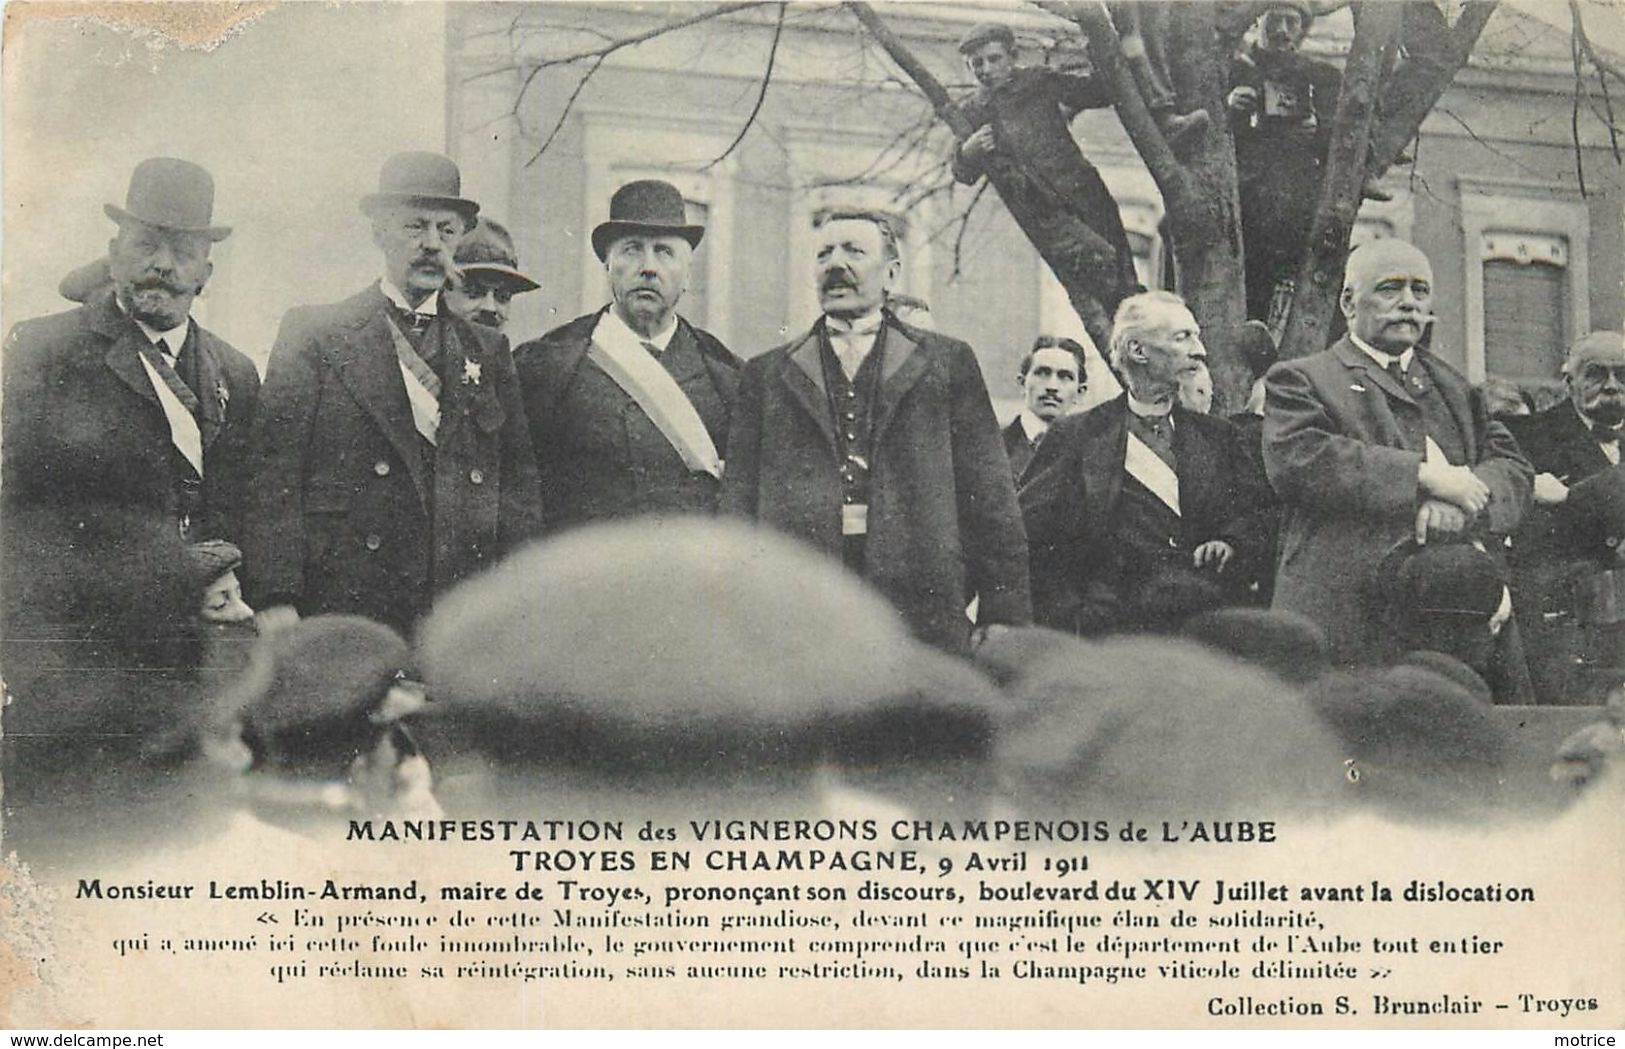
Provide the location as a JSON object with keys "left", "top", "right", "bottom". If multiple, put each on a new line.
{"left": 1132, "top": 411, "right": 1176, "bottom": 468}
{"left": 1386, "top": 359, "right": 1407, "bottom": 389}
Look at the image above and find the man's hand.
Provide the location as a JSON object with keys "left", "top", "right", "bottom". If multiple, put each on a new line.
{"left": 255, "top": 604, "right": 301, "bottom": 636}
{"left": 1415, "top": 499, "right": 1468, "bottom": 544}
{"left": 1192, "top": 540, "right": 1235, "bottom": 572}
{"left": 961, "top": 125, "right": 997, "bottom": 162}
{"left": 1533, "top": 472, "right": 1571, "bottom": 506}
{"left": 1418, "top": 458, "right": 1491, "bottom": 515}
{"left": 1226, "top": 86, "right": 1259, "bottom": 116}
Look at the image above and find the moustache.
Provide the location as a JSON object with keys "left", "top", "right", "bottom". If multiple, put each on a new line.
{"left": 822, "top": 271, "right": 858, "bottom": 293}
{"left": 130, "top": 276, "right": 193, "bottom": 296}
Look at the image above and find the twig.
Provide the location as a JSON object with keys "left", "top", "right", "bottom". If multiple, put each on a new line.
{"left": 525, "top": 55, "right": 606, "bottom": 167}
{"left": 702, "top": 3, "right": 787, "bottom": 172}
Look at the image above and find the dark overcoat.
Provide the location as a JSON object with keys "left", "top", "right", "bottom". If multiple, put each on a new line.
{"left": 1263, "top": 337, "right": 1532, "bottom": 665}
{"left": 1002, "top": 417, "right": 1038, "bottom": 482}
{"left": 1018, "top": 396, "right": 1274, "bottom": 634}
{"left": 721, "top": 313, "right": 1031, "bottom": 651}
{"left": 241, "top": 285, "right": 542, "bottom": 634}
{"left": 1, "top": 286, "right": 261, "bottom": 546}
{"left": 513, "top": 308, "right": 740, "bottom": 532}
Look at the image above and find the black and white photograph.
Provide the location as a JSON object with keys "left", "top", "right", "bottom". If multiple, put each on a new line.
{"left": 0, "top": 0, "right": 1621, "bottom": 1032}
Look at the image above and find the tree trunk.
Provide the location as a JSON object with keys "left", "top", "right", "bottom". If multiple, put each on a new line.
{"left": 847, "top": 1, "right": 1124, "bottom": 353}
{"left": 1279, "top": 2, "right": 1404, "bottom": 360}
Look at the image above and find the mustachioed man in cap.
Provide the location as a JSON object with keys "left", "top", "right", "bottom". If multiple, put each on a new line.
{"left": 443, "top": 216, "right": 539, "bottom": 335}
{"left": 241, "top": 152, "right": 542, "bottom": 636}
{"left": 513, "top": 179, "right": 741, "bottom": 532}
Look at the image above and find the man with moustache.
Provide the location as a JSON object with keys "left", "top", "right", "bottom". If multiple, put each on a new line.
{"left": 1, "top": 159, "right": 260, "bottom": 826}
{"left": 2, "top": 158, "right": 259, "bottom": 552}
{"left": 1505, "top": 331, "right": 1625, "bottom": 697}
{"left": 442, "top": 217, "right": 539, "bottom": 335}
{"left": 1004, "top": 336, "right": 1088, "bottom": 480}
{"left": 243, "top": 152, "right": 541, "bottom": 635}
{"left": 1264, "top": 239, "right": 1532, "bottom": 668}
{"left": 514, "top": 180, "right": 740, "bottom": 531}
{"left": 1020, "top": 292, "right": 1272, "bottom": 635}
{"left": 722, "top": 209, "right": 1030, "bottom": 652}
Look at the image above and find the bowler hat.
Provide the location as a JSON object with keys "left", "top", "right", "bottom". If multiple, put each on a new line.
{"left": 104, "top": 157, "right": 232, "bottom": 241}
{"left": 590, "top": 179, "right": 704, "bottom": 263}
{"left": 958, "top": 22, "right": 1016, "bottom": 54}
{"left": 360, "top": 151, "right": 480, "bottom": 227}
{"left": 454, "top": 217, "right": 539, "bottom": 293}
{"left": 1378, "top": 539, "right": 1506, "bottom": 623}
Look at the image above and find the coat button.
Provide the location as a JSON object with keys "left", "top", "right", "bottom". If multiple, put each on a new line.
{"left": 1608, "top": 537, "right": 1619, "bottom": 548}
{"left": 470, "top": 468, "right": 485, "bottom": 485}
{"left": 374, "top": 460, "right": 391, "bottom": 477}
{"left": 365, "top": 534, "right": 382, "bottom": 551}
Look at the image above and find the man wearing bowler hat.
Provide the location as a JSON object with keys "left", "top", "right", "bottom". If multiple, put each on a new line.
{"left": 514, "top": 179, "right": 740, "bottom": 531}
{"left": 3, "top": 157, "right": 260, "bottom": 549}
{"left": 443, "top": 217, "right": 539, "bottom": 336}
{"left": 242, "top": 151, "right": 542, "bottom": 635}
{"left": 2, "top": 158, "right": 261, "bottom": 812}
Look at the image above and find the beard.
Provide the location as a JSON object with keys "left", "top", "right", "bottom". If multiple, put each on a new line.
{"left": 119, "top": 280, "right": 196, "bottom": 330}
{"left": 1587, "top": 399, "right": 1625, "bottom": 428}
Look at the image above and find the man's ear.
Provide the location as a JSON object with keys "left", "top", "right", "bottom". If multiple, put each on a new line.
{"left": 1338, "top": 287, "right": 1356, "bottom": 320}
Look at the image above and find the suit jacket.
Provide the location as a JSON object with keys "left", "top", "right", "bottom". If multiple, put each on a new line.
{"left": 1505, "top": 403, "right": 1625, "bottom": 571}
{"left": 242, "top": 285, "right": 542, "bottom": 633}
{"left": 722, "top": 312, "right": 1031, "bottom": 652}
{"left": 1002, "top": 417, "right": 1039, "bottom": 481}
{"left": 1, "top": 287, "right": 260, "bottom": 544}
{"left": 1263, "top": 337, "right": 1532, "bottom": 665}
{"left": 1019, "top": 396, "right": 1274, "bottom": 634}
{"left": 513, "top": 308, "right": 741, "bottom": 532}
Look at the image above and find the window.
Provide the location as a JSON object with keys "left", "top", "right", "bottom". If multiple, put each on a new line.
{"left": 1481, "top": 233, "right": 1569, "bottom": 379}
{"left": 1458, "top": 181, "right": 1589, "bottom": 383}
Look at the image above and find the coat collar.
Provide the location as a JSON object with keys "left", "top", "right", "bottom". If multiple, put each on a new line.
{"left": 1332, "top": 336, "right": 1414, "bottom": 405}
{"left": 780, "top": 312, "right": 926, "bottom": 450}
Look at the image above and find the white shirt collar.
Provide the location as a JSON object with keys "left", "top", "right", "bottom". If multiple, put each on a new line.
{"left": 826, "top": 309, "right": 885, "bottom": 336}
{"left": 1018, "top": 409, "right": 1051, "bottom": 443}
{"left": 116, "top": 295, "right": 189, "bottom": 357}
{"left": 379, "top": 278, "right": 440, "bottom": 317}
{"left": 603, "top": 307, "right": 678, "bottom": 352}
{"left": 1350, "top": 332, "right": 1413, "bottom": 372}
{"left": 1126, "top": 391, "right": 1174, "bottom": 419}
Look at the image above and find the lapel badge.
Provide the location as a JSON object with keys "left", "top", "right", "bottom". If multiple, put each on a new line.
{"left": 216, "top": 380, "right": 230, "bottom": 414}
{"left": 462, "top": 359, "right": 483, "bottom": 386}
{"left": 1350, "top": 384, "right": 1367, "bottom": 393}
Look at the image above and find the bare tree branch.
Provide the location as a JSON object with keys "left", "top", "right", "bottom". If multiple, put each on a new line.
{"left": 702, "top": 2, "right": 787, "bottom": 172}
{"left": 1570, "top": 0, "right": 1625, "bottom": 85}
{"left": 1033, "top": 1, "right": 1192, "bottom": 202}
{"left": 1367, "top": 1, "right": 1499, "bottom": 174}
{"left": 540, "top": 1, "right": 768, "bottom": 69}
{"left": 1280, "top": 1, "right": 1405, "bottom": 358}
{"left": 949, "top": 181, "right": 992, "bottom": 280}
{"left": 525, "top": 55, "right": 605, "bottom": 168}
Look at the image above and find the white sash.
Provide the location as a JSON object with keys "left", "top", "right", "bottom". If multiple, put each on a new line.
{"left": 136, "top": 351, "right": 204, "bottom": 475}
{"left": 397, "top": 361, "right": 442, "bottom": 446}
{"left": 385, "top": 322, "right": 442, "bottom": 446}
{"left": 587, "top": 315, "right": 723, "bottom": 479}
{"left": 1123, "top": 431, "right": 1180, "bottom": 516}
